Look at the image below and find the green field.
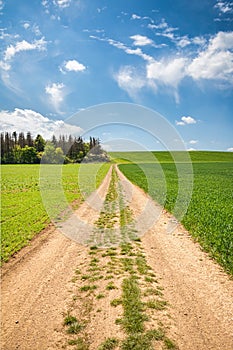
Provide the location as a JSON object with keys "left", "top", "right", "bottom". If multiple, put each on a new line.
{"left": 1, "top": 163, "right": 110, "bottom": 262}
{"left": 1, "top": 151, "right": 233, "bottom": 274}
{"left": 110, "top": 150, "right": 233, "bottom": 163}
{"left": 116, "top": 151, "right": 233, "bottom": 274}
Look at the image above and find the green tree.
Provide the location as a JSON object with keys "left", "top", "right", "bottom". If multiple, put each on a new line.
{"left": 42, "top": 143, "right": 56, "bottom": 163}
{"left": 35, "top": 134, "right": 45, "bottom": 152}
{"left": 26, "top": 131, "right": 34, "bottom": 147}
{"left": 18, "top": 132, "right": 26, "bottom": 148}
{"left": 13, "top": 145, "right": 22, "bottom": 164}
{"left": 42, "top": 142, "right": 64, "bottom": 164}
{"left": 55, "top": 147, "right": 65, "bottom": 163}
{"left": 21, "top": 146, "right": 38, "bottom": 164}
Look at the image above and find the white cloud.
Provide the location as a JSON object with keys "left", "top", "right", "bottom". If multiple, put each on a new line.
{"left": 177, "top": 36, "right": 191, "bottom": 48}
{"left": 189, "top": 140, "right": 198, "bottom": 144}
{"left": 22, "top": 22, "right": 41, "bottom": 35}
{"left": 45, "top": 82, "right": 66, "bottom": 113}
{"left": 161, "top": 32, "right": 175, "bottom": 40}
{"left": 147, "top": 57, "right": 187, "bottom": 90}
{"left": 23, "top": 22, "right": 30, "bottom": 29}
{"left": 42, "top": 0, "right": 48, "bottom": 7}
{"left": 188, "top": 31, "right": 233, "bottom": 83}
{"left": 145, "top": 31, "right": 233, "bottom": 91}
{"left": 0, "top": 60, "right": 10, "bottom": 71}
{"left": 90, "top": 35, "right": 153, "bottom": 62}
{"left": 97, "top": 6, "right": 107, "bottom": 13}
{"left": 53, "top": 0, "right": 71, "bottom": 8}
{"left": 148, "top": 18, "right": 176, "bottom": 31}
{"left": 131, "top": 14, "right": 141, "bottom": 20}
{"left": 176, "top": 116, "right": 197, "bottom": 126}
{"left": 214, "top": 1, "right": 233, "bottom": 13}
{"left": 227, "top": 147, "right": 233, "bottom": 151}
{"left": 32, "top": 24, "right": 42, "bottom": 36}
{"left": 0, "top": 108, "right": 82, "bottom": 139}
{"left": 93, "top": 31, "right": 233, "bottom": 102}
{"left": 124, "top": 47, "right": 153, "bottom": 61}
{"left": 61, "top": 59, "right": 86, "bottom": 73}
{"left": 149, "top": 19, "right": 206, "bottom": 50}
{"left": 3, "top": 37, "right": 47, "bottom": 62}
{"left": 0, "top": 0, "right": 4, "bottom": 11}
{"left": 210, "top": 31, "right": 233, "bottom": 50}
{"left": 130, "top": 34, "right": 153, "bottom": 46}
{"left": 148, "top": 23, "right": 166, "bottom": 30}
{"left": 114, "top": 66, "right": 146, "bottom": 99}
{"left": 192, "top": 36, "right": 207, "bottom": 46}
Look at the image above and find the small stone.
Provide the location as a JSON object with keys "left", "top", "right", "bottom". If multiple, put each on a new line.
{"left": 15, "top": 320, "right": 19, "bottom": 324}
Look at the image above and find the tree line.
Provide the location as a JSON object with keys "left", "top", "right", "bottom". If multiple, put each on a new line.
{"left": 1, "top": 132, "right": 109, "bottom": 164}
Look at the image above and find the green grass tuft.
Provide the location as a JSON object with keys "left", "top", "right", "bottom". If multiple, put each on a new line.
{"left": 164, "top": 337, "right": 177, "bottom": 349}
{"left": 106, "top": 282, "right": 117, "bottom": 290}
{"left": 64, "top": 313, "right": 84, "bottom": 335}
{"left": 110, "top": 298, "right": 122, "bottom": 307}
{"left": 145, "top": 299, "right": 167, "bottom": 310}
{"left": 96, "top": 293, "right": 105, "bottom": 299}
{"left": 68, "top": 337, "right": 89, "bottom": 349}
{"left": 98, "top": 338, "right": 119, "bottom": 350}
{"left": 80, "top": 284, "right": 98, "bottom": 292}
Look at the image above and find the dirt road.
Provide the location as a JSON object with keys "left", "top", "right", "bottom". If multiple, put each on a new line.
{"left": 1, "top": 166, "right": 233, "bottom": 349}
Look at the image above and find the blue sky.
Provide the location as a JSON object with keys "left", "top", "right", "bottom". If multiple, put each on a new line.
{"left": 0, "top": 0, "right": 232, "bottom": 151}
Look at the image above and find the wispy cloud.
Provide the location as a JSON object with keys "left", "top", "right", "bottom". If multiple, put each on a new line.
{"left": 0, "top": 0, "right": 4, "bottom": 11}
{"left": 227, "top": 147, "right": 233, "bottom": 151}
{"left": 22, "top": 22, "right": 42, "bottom": 36}
{"left": 0, "top": 108, "right": 82, "bottom": 139}
{"left": 0, "top": 60, "right": 10, "bottom": 71}
{"left": 214, "top": 1, "right": 233, "bottom": 13}
{"left": 148, "top": 19, "right": 206, "bottom": 50}
{"left": 130, "top": 34, "right": 153, "bottom": 46}
{"left": 131, "top": 14, "right": 141, "bottom": 20}
{"left": 192, "top": 36, "right": 207, "bottom": 46}
{"left": 97, "top": 6, "right": 107, "bottom": 13}
{"left": 114, "top": 66, "right": 147, "bottom": 99}
{"left": 0, "top": 29, "right": 20, "bottom": 40}
{"left": 0, "top": 36, "right": 48, "bottom": 93}
{"left": 60, "top": 59, "right": 86, "bottom": 73}
{"left": 45, "top": 82, "right": 66, "bottom": 113}
{"left": 2, "top": 37, "right": 47, "bottom": 67}
{"left": 147, "top": 57, "right": 187, "bottom": 103}
{"left": 90, "top": 35, "right": 153, "bottom": 62}
{"left": 53, "top": 0, "right": 72, "bottom": 9}
{"left": 148, "top": 18, "right": 177, "bottom": 32}
{"left": 176, "top": 35, "right": 191, "bottom": 48}
{"left": 189, "top": 139, "right": 198, "bottom": 144}
{"left": 176, "top": 116, "right": 197, "bottom": 126}
{"left": 23, "top": 22, "right": 30, "bottom": 29}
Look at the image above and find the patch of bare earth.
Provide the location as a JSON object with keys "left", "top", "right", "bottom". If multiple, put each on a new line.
{"left": 1, "top": 165, "right": 233, "bottom": 350}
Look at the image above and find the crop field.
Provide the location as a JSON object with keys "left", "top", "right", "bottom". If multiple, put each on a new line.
{"left": 1, "top": 163, "right": 110, "bottom": 262}
{"left": 110, "top": 150, "right": 233, "bottom": 163}
{"left": 116, "top": 151, "right": 233, "bottom": 274}
{"left": 1, "top": 151, "right": 233, "bottom": 274}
